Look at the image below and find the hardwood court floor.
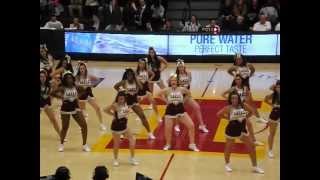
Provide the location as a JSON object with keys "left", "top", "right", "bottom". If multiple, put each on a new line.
{"left": 40, "top": 61, "right": 280, "bottom": 180}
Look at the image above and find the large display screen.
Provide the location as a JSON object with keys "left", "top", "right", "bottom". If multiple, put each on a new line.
{"left": 65, "top": 32, "right": 280, "bottom": 56}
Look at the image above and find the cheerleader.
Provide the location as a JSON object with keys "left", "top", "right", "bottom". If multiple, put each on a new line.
{"left": 174, "top": 59, "right": 209, "bottom": 133}
{"left": 104, "top": 91, "right": 139, "bottom": 166}
{"left": 222, "top": 74, "right": 266, "bottom": 146}
{"left": 264, "top": 80, "right": 280, "bottom": 158}
{"left": 156, "top": 74, "right": 199, "bottom": 152}
{"left": 114, "top": 68, "right": 156, "bottom": 139}
{"left": 50, "top": 54, "right": 74, "bottom": 78}
{"left": 51, "top": 71, "right": 90, "bottom": 152}
{"left": 146, "top": 47, "right": 168, "bottom": 94}
{"left": 216, "top": 91, "right": 264, "bottom": 173}
{"left": 40, "top": 69, "right": 61, "bottom": 136}
{"left": 75, "top": 62, "right": 107, "bottom": 131}
{"left": 40, "top": 44, "right": 55, "bottom": 76}
{"left": 136, "top": 59, "right": 162, "bottom": 122}
{"left": 227, "top": 53, "right": 255, "bottom": 89}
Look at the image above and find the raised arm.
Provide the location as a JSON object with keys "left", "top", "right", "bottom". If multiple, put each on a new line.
{"left": 227, "top": 65, "right": 237, "bottom": 76}
{"left": 113, "top": 80, "right": 125, "bottom": 91}
{"left": 216, "top": 106, "right": 229, "bottom": 119}
{"left": 103, "top": 103, "right": 116, "bottom": 116}
{"left": 155, "top": 88, "right": 168, "bottom": 103}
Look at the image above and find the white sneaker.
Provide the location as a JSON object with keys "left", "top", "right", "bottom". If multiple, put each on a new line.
{"left": 148, "top": 133, "right": 156, "bottom": 140}
{"left": 199, "top": 125, "right": 209, "bottom": 133}
{"left": 129, "top": 157, "right": 139, "bottom": 165}
{"left": 113, "top": 159, "right": 119, "bottom": 166}
{"left": 268, "top": 151, "right": 275, "bottom": 158}
{"left": 58, "top": 144, "right": 64, "bottom": 152}
{"left": 256, "top": 117, "right": 268, "bottom": 124}
{"left": 188, "top": 144, "right": 200, "bottom": 152}
{"left": 225, "top": 164, "right": 232, "bottom": 172}
{"left": 82, "top": 144, "right": 91, "bottom": 152}
{"left": 254, "top": 141, "right": 264, "bottom": 146}
{"left": 100, "top": 124, "right": 107, "bottom": 131}
{"left": 252, "top": 166, "right": 265, "bottom": 174}
{"left": 174, "top": 125, "right": 181, "bottom": 132}
{"left": 163, "top": 144, "right": 171, "bottom": 151}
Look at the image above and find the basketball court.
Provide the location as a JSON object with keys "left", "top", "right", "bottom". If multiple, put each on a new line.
{"left": 40, "top": 61, "right": 280, "bottom": 180}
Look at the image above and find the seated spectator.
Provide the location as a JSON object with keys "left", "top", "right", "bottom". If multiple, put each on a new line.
{"left": 44, "top": 166, "right": 71, "bottom": 180}
{"left": 93, "top": 166, "right": 109, "bottom": 180}
{"left": 135, "top": 0, "right": 152, "bottom": 31}
{"left": 150, "top": 0, "right": 165, "bottom": 31}
{"left": 274, "top": 22, "right": 280, "bottom": 31}
{"left": 182, "top": 15, "right": 201, "bottom": 32}
{"left": 232, "top": 0, "right": 248, "bottom": 17}
{"left": 259, "top": 0, "right": 278, "bottom": 26}
{"left": 230, "top": 15, "right": 248, "bottom": 31}
{"left": 68, "top": 0, "right": 83, "bottom": 17}
{"left": 104, "top": 0, "right": 122, "bottom": 31}
{"left": 84, "top": 0, "right": 99, "bottom": 18}
{"left": 69, "top": 17, "right": 84, "bottom": 30}
{"left": 218, "top": 0, "right": 235, "bottom": 32}
{"left": 122, "top": 0, "right": 138, "bottom": 31}
{"left": 44, "top": 15, "right": 64, "bottom": 29}
{"left": 205, "top": 19, "right": 221, "bottom": 34}
{"left": 246, "top": 0, "right": 261, "bottom": 27}
{"left": 252, "top": 14, "right": 271, "bottom": 31}
{"left": 161, "top": 19, "right": 175, "bottom": 31}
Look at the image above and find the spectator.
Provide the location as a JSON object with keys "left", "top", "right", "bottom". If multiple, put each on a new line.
{"left": 252, "top": 14, "right": 271, "bottom": 31}
{"left": 246, "top": 0, "right": 261, "bottom": 27}
{"left": 104, "top": 0, "right": 122, "bottom": 31}
{"left": 219, "top": 0, "right": 235, "bottom": 32}
{"left": 45, "top": 166, "right": 71, "bottom": 180}
{"left": 44, "top": 15, "right": 64, "bottom": 29}
{"left": 69, "top": 17, "right": 84, "bottom": 29}
{"left": 84, "top": 0, "right": 99, "bottom": 18}
{"left": 92, "top": 14, "right": 101, "bottom": 30}
{"left": 135, "top": 0, "right": 152, "bottom": 31}
{"left": 205, "top": 18, "right": 221, "bottom": 34}
{"left": 274, "top": 22, "right": 279, "bottom": 31}
{"left": 51, "top": 0, "right": 65, "bottom": 16}
{"left": 182, "top": 15, "right": 201, "bottom": 32}
{"left": 232, "top": 0, "right": 247, "bottom": 17}
{"left": 161, "top": 19, "right": 175, "bottom": 31}
{"left": 122, "top": 0, "right": 138, "bottom": 31}
{"left": 69, "top": 0, "right": 83, "bottom": 17}
{"left": 230, "top": 15, "right": 248, "bottom": 31}
{"left": 150, "top": 0, "right": 165, "bottom": 31}
{"left": 93, "top": 166, "right": 109, "bottom": 180}
{"left": 259, "top": 0, "right": 278, "bottom": 26}
{"left": 60, "top": 0, "right": 71, "bottom": 17}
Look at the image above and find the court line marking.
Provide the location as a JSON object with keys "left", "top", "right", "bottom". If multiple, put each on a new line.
{"left": 201, "top": 68, "right": 218, "bottom": 97}
{"left": 160, "top": 153, "right": 175, "bottom": 180}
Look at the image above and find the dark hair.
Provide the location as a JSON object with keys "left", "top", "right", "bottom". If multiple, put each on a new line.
{"left": 56, "top": 58, "right": 74, "bottom": 73}
{"left": 40, "top": 69, "right": 50, "bottom": 87}
{"left": 147, "top": 47, "right": 160, "bottom": 69}
{"left": 231, "top": 74, "right": 244, "bottom": 87}
{"left": 76, "top": 62, "right": 88, "bottom": 77}
{"left": 136, "top": 59, "right": 147, "bottom": 74}
{"left": 233, "top": 53, "right": 247, "bottom": 66}
{"left": 228, "top": 90, "right": 243, "bottom": 107}
{"left": 114, "top": 91, "right": 127, "bottom": 120}
{"left": 62, "top": 73, "right": 75, "bottom": 87}
{"left": 93, "top": 166, "right": 109, "bottom": 180}
{"left": 54, "top": 166, "right": 70, "bottom": 180}
{"left": 122, "top": 68, "right": 138, "bottom": 84}
{"left": 272, "top": 80, "right": 280, "bottom": 104}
